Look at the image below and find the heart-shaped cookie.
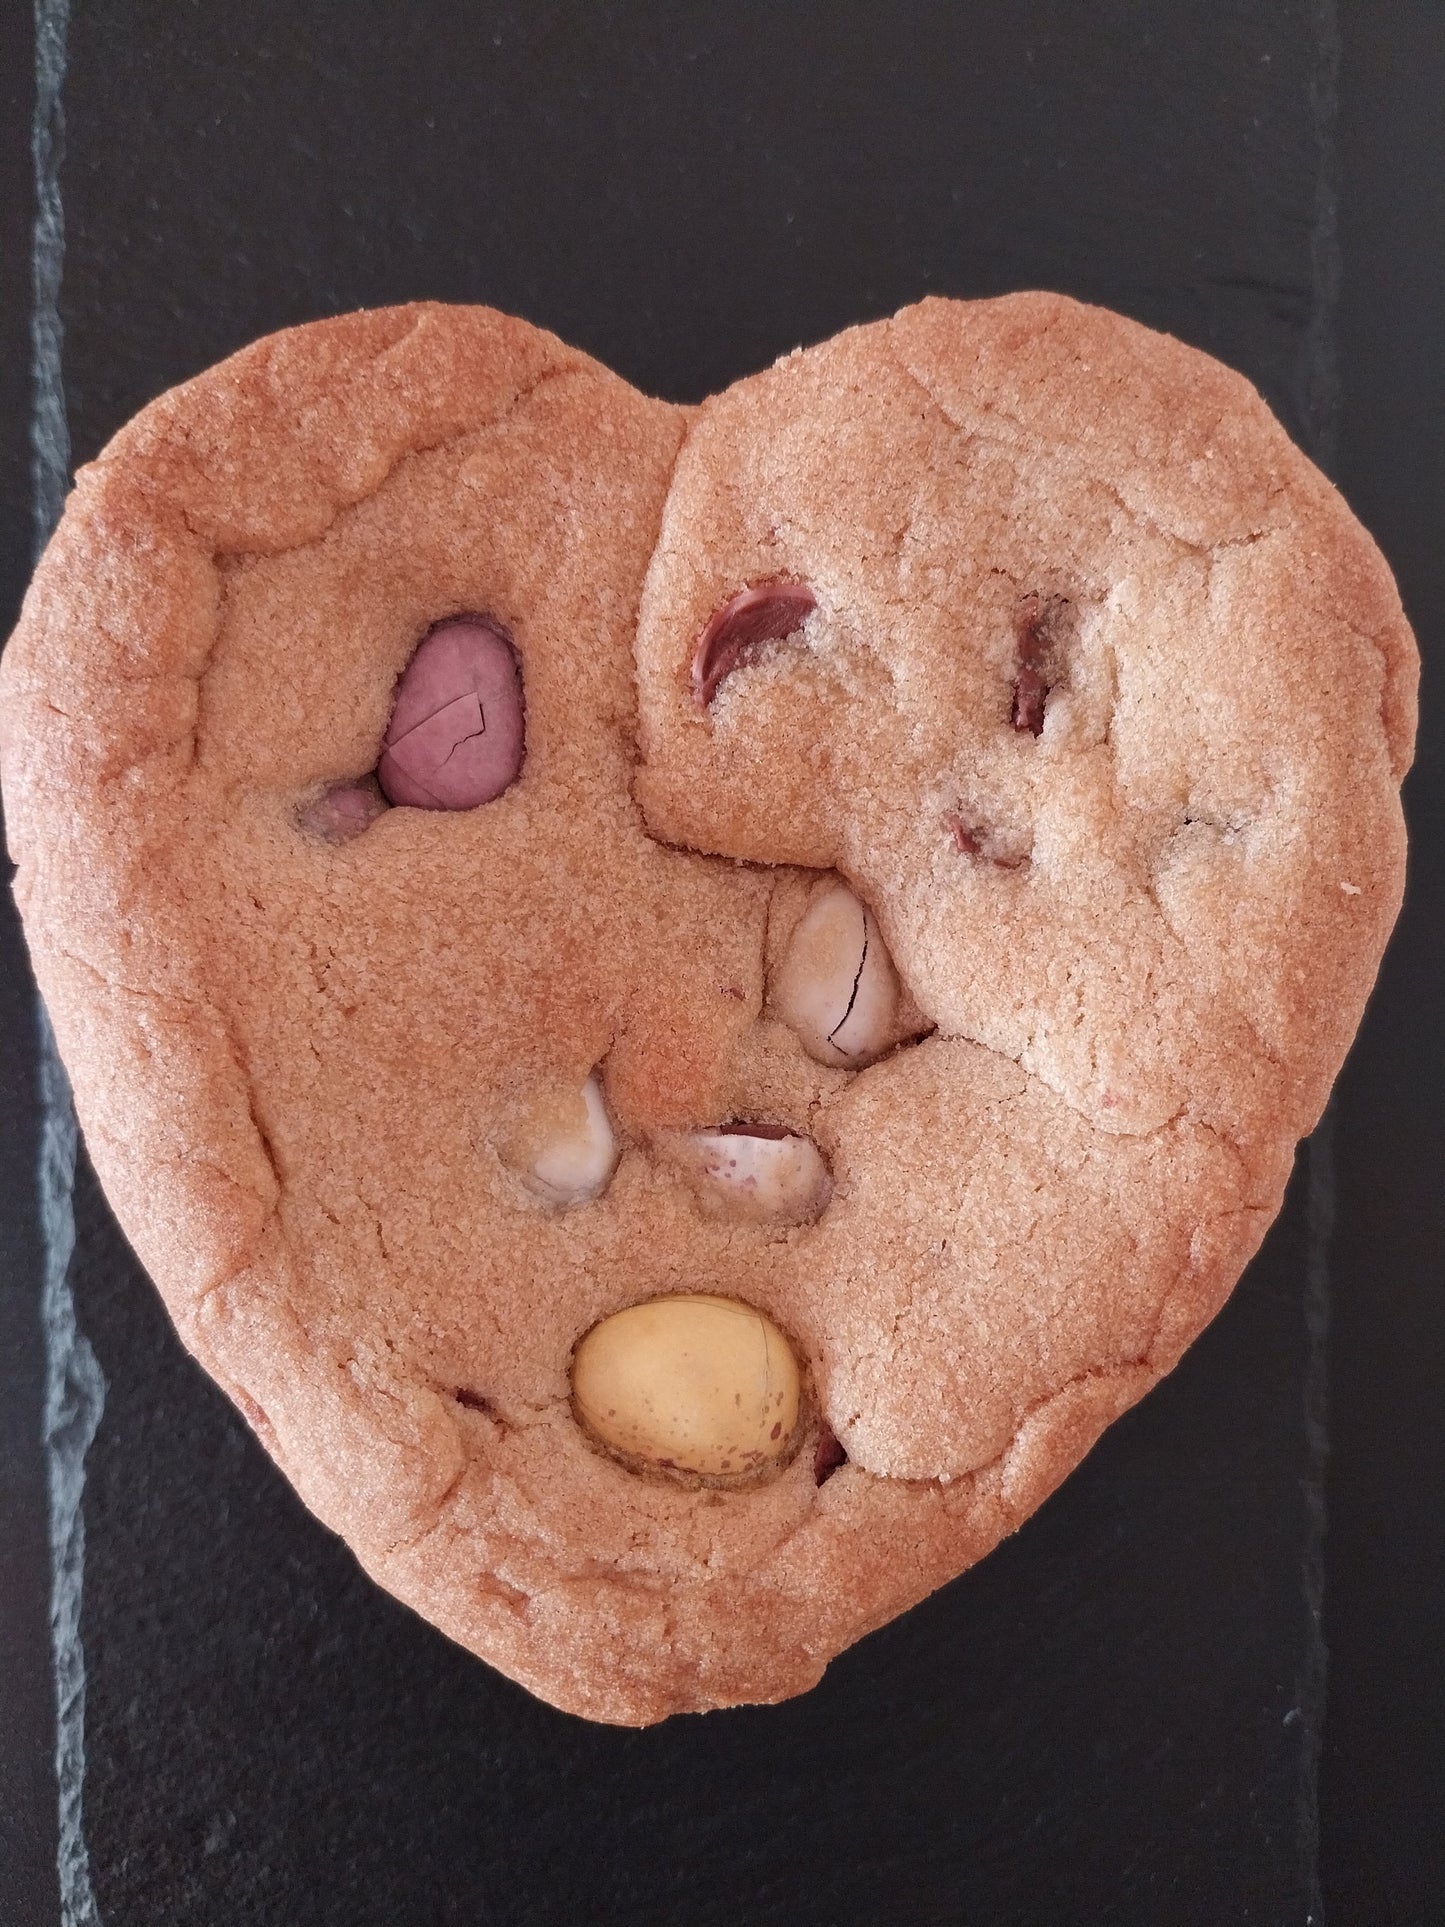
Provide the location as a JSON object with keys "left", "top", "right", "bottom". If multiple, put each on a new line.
{"left": 0, "top": 296, "right": 1416, "bottom": 1724}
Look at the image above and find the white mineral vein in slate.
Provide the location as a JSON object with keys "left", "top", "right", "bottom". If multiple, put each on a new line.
{"left": 32, "top": 2, "right": 106, "bottom": 1923}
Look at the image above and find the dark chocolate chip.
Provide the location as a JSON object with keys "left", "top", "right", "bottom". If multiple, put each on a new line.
{"left": 814, "top": 1426, "right": 848, "bottom": 1485}
{"left": 1010, "top": 590, "right": 1070, "bottom": 736}
{"left": 944, "top": 811, "right": 983, "bottom": 857}
{"left": 233, "top": 1389, "right": 272, "bottom": 1433}
{"left": 1011, "top": 663, "right": 1049, "bottom": 735}
{"left": 943, "top": 810, "right": 1030, "bottom": 870}
{"left": 692, "top": 582, "right": 817, "bottom": 707}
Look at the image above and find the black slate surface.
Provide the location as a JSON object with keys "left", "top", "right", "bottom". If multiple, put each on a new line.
{"left": 1, "top": 4, "right": 1440, "bottom": 1923}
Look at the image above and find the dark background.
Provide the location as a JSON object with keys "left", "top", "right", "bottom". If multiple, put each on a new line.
{"left": 1, "top": 3, "right": 1440, "bottom": 1922}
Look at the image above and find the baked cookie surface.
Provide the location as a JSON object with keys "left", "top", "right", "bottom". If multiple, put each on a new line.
{"left": 0, "top": 295, "right": 1416, "bottom": 1723}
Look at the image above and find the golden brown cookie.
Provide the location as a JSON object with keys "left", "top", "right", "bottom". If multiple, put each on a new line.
{"left": 0, "top": 295, "right": 1416, "bottom": 1724}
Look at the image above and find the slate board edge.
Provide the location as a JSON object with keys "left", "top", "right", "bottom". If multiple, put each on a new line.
{"left": 28, "top": 2, "right": 107, "bottom": 1923}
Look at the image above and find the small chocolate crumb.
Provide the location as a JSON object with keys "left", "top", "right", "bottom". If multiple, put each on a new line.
{"left": 944, "top": 811, "right": 982, "bottom": 857}
{"left": 814, "top": 1426, "right": 848, "bottom": 1486}
{"left": 1010, "top": 590, "right": 1070, "bottom": 736}
{"left": 943, "top": 810, "right": 1030, "bottom": 870}
{"left": 297, "top": 774, "right": 389, "bottom": 843}
{"left": 234, "top": 1389, "right": 271, "bottom": 1433}
{"left": 453, "top": 1388, "right": 495, "bottom": 1415}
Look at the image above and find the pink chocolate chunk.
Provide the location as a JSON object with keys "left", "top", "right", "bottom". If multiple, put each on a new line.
{"left": 378, "top": 618, "right": 525, "bottom": 809}
{"left": 297, "top": 775, "right": 389, "bottom": 842}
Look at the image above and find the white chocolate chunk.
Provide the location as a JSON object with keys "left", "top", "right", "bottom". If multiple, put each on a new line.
{"left": 571, "top": 1294, "right": 801, "bottom": 1479}
{"left": 771, "top": 882, "right": 901, "bottom": 1067}
{"left": 668, "top": 1128, "right": 831, "bottom": 1224}
{"left": 501, "top": 1074, "right": 617, "bottom": 1207}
